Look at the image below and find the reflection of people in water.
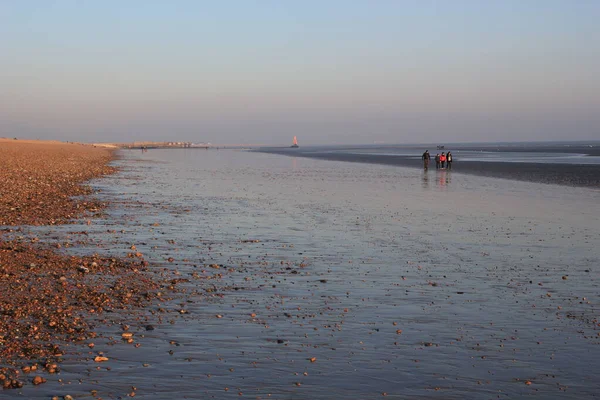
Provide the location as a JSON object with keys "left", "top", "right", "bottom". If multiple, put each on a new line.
{"left": 438, "top": 169, "right": 451, "bottom": 186}
{"left": 422, "top": 150, "right": 430, "bottom": 170}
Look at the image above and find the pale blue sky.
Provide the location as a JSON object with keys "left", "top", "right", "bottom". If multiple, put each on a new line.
{"left": 1, "top": 1, "right": 599, "bottom": 144}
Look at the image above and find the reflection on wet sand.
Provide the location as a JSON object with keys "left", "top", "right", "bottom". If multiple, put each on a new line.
{"left": 437, "top": 169, "right": 451, "bottom": 187}
{"left": 421, "top": 171, "right": 429, "bottom": 188}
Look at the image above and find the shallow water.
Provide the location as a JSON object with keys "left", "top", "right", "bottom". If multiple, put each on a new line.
{"left": 13, "top": 149, "right": 600, "bottom": 399}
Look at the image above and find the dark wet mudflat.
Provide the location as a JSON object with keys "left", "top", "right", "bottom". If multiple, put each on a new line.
{"left": 5, "top": 148, "right": 600, "bottom": 399}
{"left": 256, "top": 143, "right": 600, "bottom": 188}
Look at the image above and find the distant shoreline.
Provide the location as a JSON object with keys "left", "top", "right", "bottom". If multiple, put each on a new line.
{"left": 2, "top": 138, "right": 599, "bottom": 188}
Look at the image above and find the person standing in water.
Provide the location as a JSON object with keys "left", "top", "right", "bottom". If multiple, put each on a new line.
{"left": 435, "top": 153, "right": 440, "bottom": 169}
{"left": 446, "top": 151, "right": 453, "bottom": 170}
{"left": 440, "top": 152, "right": 446, "bottom": 169}
{"left": 422, "top": 150, "right": 430, "bottom": 170}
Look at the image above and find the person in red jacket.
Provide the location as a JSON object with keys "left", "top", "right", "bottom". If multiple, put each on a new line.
{"left": 440, "top": 152, "right": 446, "bottom": 169}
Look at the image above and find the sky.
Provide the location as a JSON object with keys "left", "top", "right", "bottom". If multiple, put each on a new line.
{"left": 1, "top": 1, "right": 599, "bottom": 145}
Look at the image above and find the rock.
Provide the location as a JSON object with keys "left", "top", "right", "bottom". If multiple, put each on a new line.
{"left": 45, "top": 363, "right": 58, "bottom": 373}
{"left": 3, "top": 379, "right": 23, "bottom": 389}
{"left": 145, "top": 324, "right": 155, "bottom": 331}
{"left": 32, "top": 375, "right": 46, "bottom": 385}
{"left": 77, "top": 266, "right": 89, "bottom": 273}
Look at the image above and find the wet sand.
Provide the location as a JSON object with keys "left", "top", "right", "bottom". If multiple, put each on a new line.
{"left": 45, "top": 149, "right": 596, "bottom": 399}
{"left": 0, "top": 139, "right": 162, "bottom": 391}
{"left": 3, "top": 143, "right": 598, "bottom": 398}
{"left": 256, "top": 148, "right": 600, "bottom": 188}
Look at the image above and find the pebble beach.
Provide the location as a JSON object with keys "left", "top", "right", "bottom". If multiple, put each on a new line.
{"left": 0, "top": 140, "right": 162, "bottom": 392}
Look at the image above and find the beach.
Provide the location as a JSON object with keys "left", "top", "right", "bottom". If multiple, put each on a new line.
{"left": 0, "top": 140, "right": 164, "bottom": 393}
{"left": 0, "top": 139, "right": 114, "bottom": 226}
{"left": 1, "top": 144, "right": 599, "bottom": 399}
{"left": 3, "top": 1, "right": 599, "bottom": 397}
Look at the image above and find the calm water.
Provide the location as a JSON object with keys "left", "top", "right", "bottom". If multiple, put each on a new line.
{"left": 16, "top": 148, "right": 600, "bottom": 399}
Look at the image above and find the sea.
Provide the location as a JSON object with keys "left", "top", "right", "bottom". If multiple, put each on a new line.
{"left": 14, "top": 142, "right": 600, "bottom": 399}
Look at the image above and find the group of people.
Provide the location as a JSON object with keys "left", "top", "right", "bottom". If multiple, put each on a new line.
{"left": 421, "top": 150, "right": 453, "bottom": 170}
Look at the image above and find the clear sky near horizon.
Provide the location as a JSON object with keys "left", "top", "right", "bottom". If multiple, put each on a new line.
{"left": 1, "top": 1, "right": 599, "bottom": 145}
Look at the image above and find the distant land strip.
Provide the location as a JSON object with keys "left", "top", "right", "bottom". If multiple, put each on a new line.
{"left": 92, "top": 141, "right": 268, "bottom": 149}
